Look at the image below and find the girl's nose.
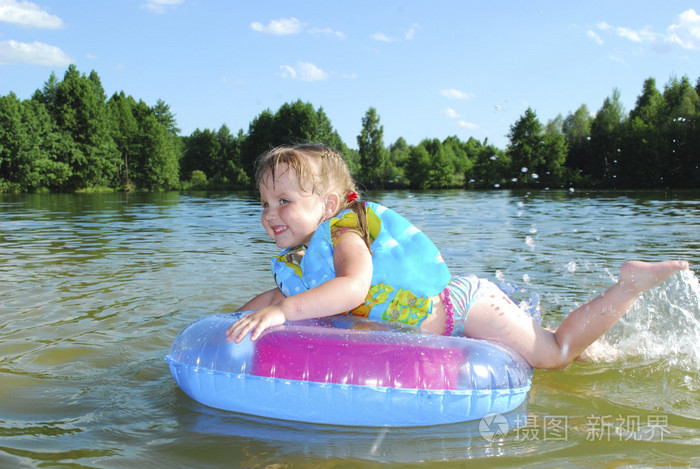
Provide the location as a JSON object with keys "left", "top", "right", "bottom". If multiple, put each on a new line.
{"left": 263, "top": 207, "right": 276, "bottom": 221}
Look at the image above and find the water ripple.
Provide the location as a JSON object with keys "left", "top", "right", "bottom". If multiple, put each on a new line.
{"left": 1, "top": 190, "right": 699, "bottom": 467}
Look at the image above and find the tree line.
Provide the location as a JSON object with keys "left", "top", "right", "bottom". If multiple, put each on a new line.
{"left": 1, "top": 65, "right": 698, "bottom": 193}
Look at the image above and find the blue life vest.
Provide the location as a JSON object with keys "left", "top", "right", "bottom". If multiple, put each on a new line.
{"left": 271, "top": 202, "right": 452, "bottom": 326}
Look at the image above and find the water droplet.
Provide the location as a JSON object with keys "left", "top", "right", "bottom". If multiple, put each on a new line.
{"left": 525, "top": 235, "right": 535, "bottom": 251}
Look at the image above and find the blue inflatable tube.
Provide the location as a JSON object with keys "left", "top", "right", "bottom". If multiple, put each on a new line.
{"left": 166, "top": 309, "right": 536, "bottom": 427}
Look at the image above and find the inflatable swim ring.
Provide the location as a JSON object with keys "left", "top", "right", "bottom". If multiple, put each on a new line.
{"left": 166, "top": 288, "right": 538, "bottom": 426}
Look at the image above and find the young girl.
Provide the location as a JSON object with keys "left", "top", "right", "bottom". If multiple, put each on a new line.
{"left": 225, "top": 143, "right": 689, "bottom": 369}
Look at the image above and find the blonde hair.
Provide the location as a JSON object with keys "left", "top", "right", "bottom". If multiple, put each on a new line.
{"left": 255, "top": 143, "right": 370, "bottom": 248}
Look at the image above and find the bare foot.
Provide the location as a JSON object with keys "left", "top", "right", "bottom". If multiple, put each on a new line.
{"left": 619, "top": 260, "right": 689, "bottom": 295}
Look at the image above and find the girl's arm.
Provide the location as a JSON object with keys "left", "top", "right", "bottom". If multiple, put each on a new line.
{"left": 225, "top": 231, "right": 372, "bottom": 343}
{"left": 235, "top": 287, "right": 286, "bottom": 312}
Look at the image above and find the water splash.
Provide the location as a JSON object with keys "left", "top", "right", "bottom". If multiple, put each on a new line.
{"left": 604, "top": 269, "right": 700, "bottom": 378}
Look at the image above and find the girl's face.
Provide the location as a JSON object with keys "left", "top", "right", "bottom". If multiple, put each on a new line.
{"left": 258, "top": 165, "right": 329, "bottom": 249}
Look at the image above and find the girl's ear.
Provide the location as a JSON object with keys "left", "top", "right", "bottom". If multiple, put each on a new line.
{"left": 324, "top": 192, "right": 340, "bottom": 218}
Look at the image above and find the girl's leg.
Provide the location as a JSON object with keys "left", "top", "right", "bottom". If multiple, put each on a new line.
{"left": 464, "top": 260, "right": 689, "bottom": 369}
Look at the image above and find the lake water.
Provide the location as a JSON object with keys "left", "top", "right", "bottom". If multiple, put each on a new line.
{"left": 1, "top": 189, "right": 699, "bottom": 468}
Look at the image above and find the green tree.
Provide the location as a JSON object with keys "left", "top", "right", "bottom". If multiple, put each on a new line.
{"left": 37, "top": 65, "right": 120, "bottom": 189}
{"left": 421, "top": 138, "right": 453, "bottom": 188}
{"left": 0, "top": 93, "right": 25, "bottom": 189}
{"left": 108, "top": 92, "right": 181, "bottom": 190}
{"left": 357, "top": 107, "right": 390, "bottom": 188}
{"left": 660, "top": 76, "right": 700, "bottom": 187}
{"left": 273, "top": 100, "right": 319, "bottom": 144}
{"left": 589, "top": 88, "right": 624, "bottom": 184}
{"left": 32, "top": 72, "right": 59, "bottom": 113}
{"left": 19, "top": 99, "right": 72, "bottom": 190}
{"left": 562, "top": 104, "right": 593, "bottom": 184}
{"left": 10, "top": 66, "right": 700, "bottom": 192}
{"left": 462, "top": 137, "right": 485, "bottom": 186}
{"left": 137, "top": 112, "right": 180, "bottom": 189}
{"left": 443, "top": 135, "right": 472, "bottom": 180}
{"left": 240, "top": 109, "right": 274, "bottom": 180}
{"left": 181, "top": 124, "right": 247, "bottom": 188}
{"left": 507, "top": 107, "right": 544, "bottom": 186}
{"left": 471, "top": 147, "right": 510, "bottom": 189}
{"left": 182, "top": 128, "right": 221, "bottom": 181}
{"left": 0, "top": 93, "right": 71, "bottom": 191}
{"left": 240, "top": 100, "right": 347, "bottom": 183}
{"left": 389, "top": 137, "right": 410, "bottom": 165}
{"left": 618, "top": 78, "right": 665, "bottom": 187}
{"left": 153, "top": 99, "right": 180, "bottom": 135}
{"left": 387, "top": 137, "right": 410, "bottom": 187}
{"left": 405, "top": 145, "right": 431, "bottom": 189}
{"left": 107, "top": 92, "right": 140, "bottom": 188}
{"left": 540, "top": 115, "right": 568, "bottom": 187}
{"left": 314, "top": 106, "right": 346, "bottom": 152}
{"left": 216, "top": 124, "right": 248, "bottom": 186}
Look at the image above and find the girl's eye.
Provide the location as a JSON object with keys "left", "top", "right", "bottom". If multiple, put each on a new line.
{"left": 280, "top": 198, "right": 290, "bottom": 205}
{"left": 261, "top": 202, "right": 269, "bottom": 209}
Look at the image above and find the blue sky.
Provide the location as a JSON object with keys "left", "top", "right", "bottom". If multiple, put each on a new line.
{"left": 2, "top": 1, "right": 700, "bottom": 150}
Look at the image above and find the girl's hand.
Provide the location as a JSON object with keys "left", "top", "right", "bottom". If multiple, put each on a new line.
{"left": 225, "top": 307, "right": 286, "bottom": 343}
{"left": 225, "top": 230, "right": 371, "bottom": 344}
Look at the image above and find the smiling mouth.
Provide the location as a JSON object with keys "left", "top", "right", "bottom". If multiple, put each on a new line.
{"left": 272, "top": 225, "right": 287, "bottom": 235}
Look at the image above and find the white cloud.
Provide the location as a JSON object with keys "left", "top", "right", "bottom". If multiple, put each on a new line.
{"left": 371, "top": 32, "right": 393, "bottom": 42}
{"left": 595, "top": 13, "right": 700, "bottom": 50}
{"left": 251, "top": 17, "right": 344, "bottom": 38}
{"left": 251, "top": 17, "right": 303, "bottom": 35}
{"left": 405, "top": 23, "right": 420, "bottom": 40}
{"left": 373, "top": 25, "right": 420, "bottom": 42}
{"left": 609, "top": 54, "right": 626, "bottom": 65}
{"left": 279, "top": 61, "right": 328, "bottom": 81}
{"left": 140, "top": 0, "right": 184, "bottom": 14}
{"left": 615, "top": 26, "right": 658, "bottom": 43}
{"left": 441, "top": 88, "right": 474, "bottom": 100}
{"left": 279, "top": 64, "right": 296, "bottom": 79}
{"left": 667, "top": 8, "right": 700, "bottom": 50}
{"left": 586, "top": 30, "right": 603, "bottom": 45}
{"left": 442, "top": 108, "right": 460, "bottom": 118}
{"left": 0, "top": 0, "right": 63, "bottom": 28}
{"left": 308, "top": 27, "right": 346, "bottom": 39}
{"left": 0, "top": 39, "right": 72, "bottom": 65}
{"left": 457, "top": 120, "right": 480, "bottom": 130}
{"left": 615, "top": 26, "right": 641, "bottom": 42}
